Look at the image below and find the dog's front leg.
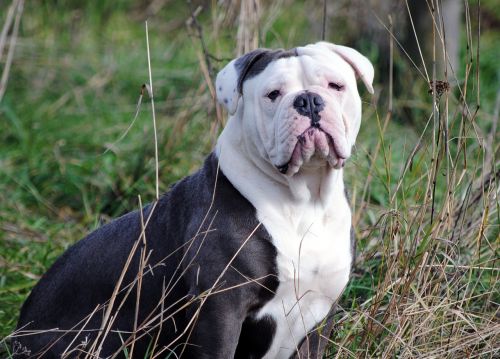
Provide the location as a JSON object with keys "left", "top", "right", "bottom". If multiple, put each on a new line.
{"left": 181, "top": 292, "right": 245, "bottom": 359}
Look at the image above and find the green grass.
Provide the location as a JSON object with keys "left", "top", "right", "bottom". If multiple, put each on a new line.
{"left": 1, "top": 0, "right": 498, "bottom": 357}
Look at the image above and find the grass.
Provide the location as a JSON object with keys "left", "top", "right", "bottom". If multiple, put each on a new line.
{"left": 1, "top": 0, "right": 498, "bottom": 357}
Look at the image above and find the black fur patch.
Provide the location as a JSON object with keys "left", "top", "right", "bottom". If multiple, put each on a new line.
{"left": 13, "top": 153, "right": 280, "bottom": 359}
{"left": 235, "top": 48, "right": 298, "bottom": 95}
{"left": 235, "top": 314, "right": 277, "bottom": 358}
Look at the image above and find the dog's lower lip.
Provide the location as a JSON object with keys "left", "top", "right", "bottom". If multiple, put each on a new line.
{"left": 276, "top": 128, "right": 346, "bottom": 174}
{"left": 323, "top": 130, "right": 347, "bottom": 159}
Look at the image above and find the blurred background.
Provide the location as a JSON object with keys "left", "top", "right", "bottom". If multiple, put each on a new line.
{"left": 1, "top": 0, "right": 498, "bottom": 357}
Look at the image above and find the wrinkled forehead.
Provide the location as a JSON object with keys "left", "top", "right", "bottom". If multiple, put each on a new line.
{"left": 241, "top": 46, "right": 355, "bottom": 92}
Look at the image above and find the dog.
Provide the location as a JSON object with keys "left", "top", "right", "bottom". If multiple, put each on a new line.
{"left": 13, "top": 41, "right": 374, "bottom": 359}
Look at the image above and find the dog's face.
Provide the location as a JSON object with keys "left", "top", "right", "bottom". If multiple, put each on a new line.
{"left": 216, "top": 42, "right": 374, "bottom": 176}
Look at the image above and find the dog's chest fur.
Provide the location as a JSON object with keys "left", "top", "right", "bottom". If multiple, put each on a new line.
{"left": 256, "top": 192, "right": 353, "bottom": 359}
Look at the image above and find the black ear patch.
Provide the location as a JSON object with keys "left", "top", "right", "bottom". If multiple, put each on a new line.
{"left": 235, "top": 48, "right": 298, "bottom": 94}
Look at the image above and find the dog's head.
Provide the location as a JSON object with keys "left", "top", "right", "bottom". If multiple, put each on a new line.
{"left": 216, "top": 42, "right": 374, "bottom": 176}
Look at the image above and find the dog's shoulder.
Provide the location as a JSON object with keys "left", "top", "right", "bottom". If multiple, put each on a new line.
{"left": 172, "top": 153, "right": 278, "bottom": 289}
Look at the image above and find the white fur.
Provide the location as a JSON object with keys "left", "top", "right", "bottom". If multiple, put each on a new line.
{"left": 215, "top": 42, "right": 373, "bottom": 358}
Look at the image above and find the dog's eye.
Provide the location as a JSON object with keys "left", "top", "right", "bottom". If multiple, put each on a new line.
{"left": 328, "top": 83, "right": 344, "bottom": 91}
{"left": 266, "top": 90, "right": 281, "bottom": 101}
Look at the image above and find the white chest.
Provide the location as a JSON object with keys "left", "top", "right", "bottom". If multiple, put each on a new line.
{"left": 257, "top": 196, "right": 352, "bottom": 359}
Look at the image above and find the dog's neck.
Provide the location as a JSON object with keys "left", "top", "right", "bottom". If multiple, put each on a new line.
{"left": 216, "top": 117, "right": 346, "bottom": 220}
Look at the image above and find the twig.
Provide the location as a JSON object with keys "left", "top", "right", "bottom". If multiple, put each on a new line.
{"left": 388, "top": 15, "right": 393, "bottom": 113}
{"left": 372, "top": 11, "right": 428, "bottom": 82}
{"left": 0, "top": 0, "right": 18, "bottom": 59}
{"left": 430, "top": 0, "right": 438, "bottom": 226}
{"left": 186, "top": 1, "right": 223, "bottom": 143}
{"left": 321, "top": 0, "right": 327, "bottom": 41}
{"left": 186, "top": 2, "right": 213, "bottom": 77}
{"left": 0, "top": 0, "right": 23, "bottom": 102}
{"left": 484, "top": 90, "right": 499, "bottom": 169}
{"left": 145, "top": 20, "right": 160, "bottom": 200}
{"left": 129, "top": 195, "right": 148, "bottom": 358}
{"left": 102, "top": 84, "right": 146, "bottom": 155}
{"left": 404, "top": 0, "right": 430, "bottom": 83}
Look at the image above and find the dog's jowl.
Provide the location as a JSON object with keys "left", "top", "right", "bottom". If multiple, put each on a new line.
{"left": 14, "top": 42, "right": 374, "bottom": 359}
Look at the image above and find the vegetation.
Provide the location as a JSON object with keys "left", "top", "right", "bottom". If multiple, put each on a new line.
{"left": 0, "top": 0, "right": 498, "bottom": 357}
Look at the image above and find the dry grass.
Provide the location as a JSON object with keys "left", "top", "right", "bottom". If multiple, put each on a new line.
{"left": 333, "top": 2, "right": 499, "bottom": 356}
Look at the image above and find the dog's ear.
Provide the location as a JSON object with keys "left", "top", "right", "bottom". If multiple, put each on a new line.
{"left": 331, "top": 44, "right": 374, "bottom": 94}
{"left": 314, "top": 42, "right": 375, "bottom": 94}
{"left": 216, "top": 49, "right": 273, "bottom": 115}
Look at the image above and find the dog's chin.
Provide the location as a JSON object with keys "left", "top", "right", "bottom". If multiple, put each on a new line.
{"left": 275, "top": 128, "right": 347, "bottom": 176}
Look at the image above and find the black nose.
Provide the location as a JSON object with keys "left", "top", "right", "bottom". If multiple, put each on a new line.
{"left": 293, "top": 92, "right": 324, "bottom": 127}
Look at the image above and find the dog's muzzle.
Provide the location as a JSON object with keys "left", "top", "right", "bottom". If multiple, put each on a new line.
{"left": 277, "top": 92, "right": 346, "bottom": 175}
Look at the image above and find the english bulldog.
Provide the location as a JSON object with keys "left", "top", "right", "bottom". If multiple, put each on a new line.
{"left": 13, "top": 41, "right": 374, "bottom": 359}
